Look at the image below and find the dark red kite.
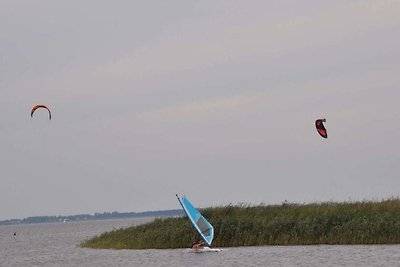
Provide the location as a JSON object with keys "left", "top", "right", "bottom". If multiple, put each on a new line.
{"left": 31, "top": 105, "right": 52, "bottom": 120}
{"left": 315, "top": 119, "right": 327, "bottom": 138}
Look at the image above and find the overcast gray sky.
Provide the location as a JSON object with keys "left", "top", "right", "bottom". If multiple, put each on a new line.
{"left": 1, "top": 1, "right": 400, "bottom": 219}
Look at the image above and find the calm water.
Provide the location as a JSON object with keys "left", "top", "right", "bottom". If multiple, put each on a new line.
{"left": 1, "top": 218, "right": 399, "bottom": 267}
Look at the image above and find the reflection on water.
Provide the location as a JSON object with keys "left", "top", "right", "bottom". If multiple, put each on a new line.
{"left": 1, "top": 218, "right": 399, "bottom": 266}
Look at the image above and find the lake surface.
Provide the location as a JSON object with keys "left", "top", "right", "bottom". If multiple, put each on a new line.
{"left": 1, "top": 218, "right": 399, "bottom": 266}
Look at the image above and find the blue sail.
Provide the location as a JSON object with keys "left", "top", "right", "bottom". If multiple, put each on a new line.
{"left": 176, "top": 195, "right": 214, "bottom": 247}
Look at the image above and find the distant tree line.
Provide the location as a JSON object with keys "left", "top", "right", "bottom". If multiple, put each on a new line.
{"left": 0, "top": 209, "right": 184, "bottom": 225}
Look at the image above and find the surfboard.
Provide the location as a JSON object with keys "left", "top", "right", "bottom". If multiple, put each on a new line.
{"left": 188, "top": 247, "right": 223, "bottom": 253}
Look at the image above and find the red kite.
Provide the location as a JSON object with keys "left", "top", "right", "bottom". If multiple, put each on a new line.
{"left": 315, "top": 119, "right": 327, "bottom": 138}
{"left": 31, "top": 105, "right": 52, "bottom": 120}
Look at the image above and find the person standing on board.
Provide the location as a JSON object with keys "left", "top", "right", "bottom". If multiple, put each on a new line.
{"left": 191, "top": 239, "right": 205, "bottom": 249}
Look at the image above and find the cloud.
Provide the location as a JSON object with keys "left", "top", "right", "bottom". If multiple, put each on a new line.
{"left": 137, "top": 93, "right": 267, "bottom": 121}
{"left": 137, "top": 69, "right": 400, "bottom": 122}
{"left": 91, "top": 0, "right": 400, "bottom": 81}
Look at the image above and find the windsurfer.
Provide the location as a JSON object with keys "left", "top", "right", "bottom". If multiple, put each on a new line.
{"left": 191, "top": 239, "right": 205, "bottom": 249}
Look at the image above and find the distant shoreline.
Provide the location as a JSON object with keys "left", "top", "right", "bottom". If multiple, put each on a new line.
{"left": 0, "top": 209, "right": 183, "bottom": 226}
{"left": 81, "top": 198, "right": 400, "bottom": 249}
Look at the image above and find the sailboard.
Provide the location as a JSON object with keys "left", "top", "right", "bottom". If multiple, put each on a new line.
{"left": 187, "top": 247, "right": 222, "bottom": 253}
{"left": 176, "top": 194, "right": 215, "bottom": 248}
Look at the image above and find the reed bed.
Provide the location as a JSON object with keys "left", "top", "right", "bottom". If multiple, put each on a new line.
{"left": 81, "top": 198, "right": 400, "bottom": 249}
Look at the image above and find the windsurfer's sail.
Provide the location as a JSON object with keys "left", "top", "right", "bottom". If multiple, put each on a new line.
{"left": 176, "top": 194, "right": 214, "bottom": 247}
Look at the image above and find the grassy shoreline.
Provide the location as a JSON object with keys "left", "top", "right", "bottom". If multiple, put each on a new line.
{"left": 81, "top": 199, "right": 400, "bottom": 249}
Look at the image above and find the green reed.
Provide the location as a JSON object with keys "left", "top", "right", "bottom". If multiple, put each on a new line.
{"left": 81, "top": 198, "right": 400, "bottom": 249}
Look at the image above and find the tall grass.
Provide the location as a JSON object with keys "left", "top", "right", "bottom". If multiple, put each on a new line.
{"left": 81, "top": 198, "right": 400, "bottom": 249}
